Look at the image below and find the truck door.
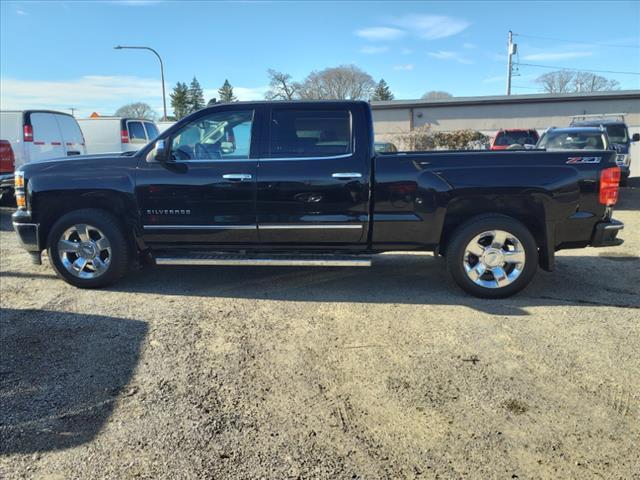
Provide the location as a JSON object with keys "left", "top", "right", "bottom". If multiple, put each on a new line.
{"left": 27, "top": 112, "right": 66, "bottom": 161}
{"left": 136, "top": 107, "right": 261, "bottom": 245}
{"left": 256, "top": 105, "right": 370, "bottom": 246}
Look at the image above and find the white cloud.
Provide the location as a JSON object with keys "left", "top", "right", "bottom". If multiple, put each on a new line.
{"left": 359, "top": 45, "right": 389, "bottom": 55}
{"left": 463, "top": 42, "right": 476, "bottom": 49}
{"left": 393, "top": 64, "right": 415, "bottom": 71}
{"left": 393, "top": 14, "right": 470, "bottom": 40}
{"left": 16, "top": 9, "right": 27, "bottom": 15}
{"left": 522, "top": 51, "right": 593, "bottom": 61}
{"left": 0, "top": 75, "right": 269, "bottom": 117}
{"left": 428, "top": 50, "right": 474, "bottom": 64}
{"left": 355, "top": 27, "right": 405, "bottom": 41}
{"left": 0, "top": 75, "right": 164, "bottom": 117}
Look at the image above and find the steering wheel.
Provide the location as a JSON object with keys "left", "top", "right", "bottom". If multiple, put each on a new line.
{"left": 172, "top": 145, "right": 193, "bottom": 161}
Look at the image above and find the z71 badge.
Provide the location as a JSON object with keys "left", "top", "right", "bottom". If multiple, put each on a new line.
{"left": 566, "top": 156, "right": 602, "bottom": 164}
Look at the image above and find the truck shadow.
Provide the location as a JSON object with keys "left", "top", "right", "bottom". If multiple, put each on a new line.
{"left": 617, "top": 179, "right": 640, "bottom": 211}
{"left": 113, "top": 253, "right": 639, "bottom": 316}
{"left": 0, "top": 308, "right": 147, "bottom": 454}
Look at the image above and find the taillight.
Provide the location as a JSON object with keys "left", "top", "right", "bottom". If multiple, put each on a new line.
{"left": 0, "top": 140, "right": 15, "bottom": 173}
{"left": 599, "top": 166, "right": 621, "bottom": 206}
{"left": 15, "top": 171, "right": 26, "bottom": 208}
{"left": 121, "top": 129, "right": 129, "bottom": 144}
{"left": 23, "top": 124, "right": 33, "bottom": 142}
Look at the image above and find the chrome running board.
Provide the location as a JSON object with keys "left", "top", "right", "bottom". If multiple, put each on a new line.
{"left": 154, "top": 253, "right": 372, "bottom": 267}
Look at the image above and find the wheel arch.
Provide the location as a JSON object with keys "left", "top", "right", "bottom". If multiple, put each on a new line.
{"left": 439, "top": 194, "right": 554, "bottom": 271}
{"left": 33, "top": 190, "right": 139, "bottom": 252}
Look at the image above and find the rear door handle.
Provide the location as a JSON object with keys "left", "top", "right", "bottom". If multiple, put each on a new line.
{"left": 222, "top": 173, "right": 252, "bottom": 181}
{"left": 67, "top": 151, "right": 81, "bottom": 156}
{"left": 331, "top": 172, "right": 362, "bottom": 179}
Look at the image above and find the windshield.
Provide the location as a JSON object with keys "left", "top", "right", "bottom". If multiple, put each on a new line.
{"left": 495, "top": 131, "right": 538, "bottom": 146}
{"left": 538, "top": 131, "right": 605, "bottom": 150}
{"left": 605, "top": 124, "right": 628, "bottom": 144}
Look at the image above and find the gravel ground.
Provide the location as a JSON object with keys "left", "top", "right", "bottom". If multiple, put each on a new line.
{"left": 1, "top": 185, "right": 639, "bottom": 479}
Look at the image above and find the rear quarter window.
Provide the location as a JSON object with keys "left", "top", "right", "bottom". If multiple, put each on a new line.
{"left": 127, "top": 121, "right": 147, "bottom": 144}
{"left": 269, "top": 109, "right": 352, "bottom": 158}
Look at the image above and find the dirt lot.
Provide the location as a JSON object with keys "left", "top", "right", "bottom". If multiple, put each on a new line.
{"left": 1, "top": 186, "right": 639, "bottom": 480}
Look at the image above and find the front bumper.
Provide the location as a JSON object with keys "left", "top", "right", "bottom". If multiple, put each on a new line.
{"left": 12, "top": 209, "right": 40, "bottom": 252}
{"left": 590, "top": 218, "right": 624, "bottom": 247}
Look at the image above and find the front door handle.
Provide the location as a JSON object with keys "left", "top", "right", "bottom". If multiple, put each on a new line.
{"left": 222, "top": 173, "right": 252, "bottom": 181}
{"left": 331, "top": 172, "right": 362, "bottom": 179}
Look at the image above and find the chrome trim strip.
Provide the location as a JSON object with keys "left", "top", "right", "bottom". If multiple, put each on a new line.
{"left": 260, "top": 153, "right": 353, "bottom": 162}
{"left": 258, "top": 224, "right": 363, "bottom": 230}
{"left": 222, "top": 173, "right": 252, "bottom": 180}
{"left": 332, "top": 172, "right": 362, "bottom": 179}
{"left": 603, "top": 224, "right": 624, "bottom": 230}
{"left": 143, "top": 225, "right": 257, "bottom": 230}
{"left": 144, "top": 224, "right": 363, "bottom": 231}
{"left": 155, "top": 257, "right": 372, "bottom": 267}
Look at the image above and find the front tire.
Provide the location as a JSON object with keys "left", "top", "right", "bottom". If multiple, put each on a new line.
{"left": 446, "top": 215, "right": 538, "bottom": 298}
{"left": 47, "top": 209, "right": 131, "bottom": 288}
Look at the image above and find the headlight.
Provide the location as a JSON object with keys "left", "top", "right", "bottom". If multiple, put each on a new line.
{"left": 14, "top": 171, "right": 26, "bottom": 208}
{"left": 615, "top": 154, "right": 629, "bottom": 166}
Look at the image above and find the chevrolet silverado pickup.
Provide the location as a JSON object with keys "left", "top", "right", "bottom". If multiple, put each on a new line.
{"left": 12, "top": 101, "right": 624, "bottom": 298}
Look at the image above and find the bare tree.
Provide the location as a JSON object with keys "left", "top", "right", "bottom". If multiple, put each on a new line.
{"left": 421, "top": 91, "right": 453, "bottom": 100}
{"left": 115, "top": 102, "right": 158, "bottom": 120}
{"left": 265, "top": 69, "right": 300, "bottom": 100}
{"left": 536, "top": 71, "right": 575, "bottom": 93}
{"left": 572, "top": 72, "right": 620, "bottom": 92}
{"left": 298, "top": 65, "right": 376, "bottom": 100}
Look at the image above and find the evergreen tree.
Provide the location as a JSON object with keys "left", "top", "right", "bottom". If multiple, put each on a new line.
{"left": 371, "top": 79, "right": 394, "bottom": 101}
{"left": 218, "top": 79, "right": 237, "bottom": 103}
{"left": 170, "top": 82, "right": 190, "bottom": 119}
{"left": 188, "top": 76, "right": 205, "bottom": 113}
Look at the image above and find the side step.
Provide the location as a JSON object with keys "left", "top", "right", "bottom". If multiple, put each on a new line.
{"left": 154, "top": 253, "right": 372, "bottom": 267}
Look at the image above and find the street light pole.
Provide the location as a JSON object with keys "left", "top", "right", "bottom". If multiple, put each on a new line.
{"left": 114, "top": 45, "right": 167, "bottom": 121}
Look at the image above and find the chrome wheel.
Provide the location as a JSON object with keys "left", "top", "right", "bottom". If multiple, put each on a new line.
{"left": 462, "top": 230, "right": 526, "bottom": 289}
{"left": 58, "top": 224, "right": 112, "bottom": 279}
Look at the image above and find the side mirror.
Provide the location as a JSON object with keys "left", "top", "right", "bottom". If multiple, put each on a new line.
{"left": 147, "top": 139, "right": 170, "bottom": 162}
{"left": 632, "top": 133, "right": 640, "bottom": 142}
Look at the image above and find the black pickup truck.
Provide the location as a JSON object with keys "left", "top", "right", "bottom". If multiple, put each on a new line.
{"left": 12, "top": 101, "right": 624, "bottom": 298}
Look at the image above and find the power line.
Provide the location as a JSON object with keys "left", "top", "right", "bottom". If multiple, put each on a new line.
{"left": 517, "top": 63, "right": 640, "bottom": 76}
{"left": 513, "top": 33, "right": 640, "bottom": 50}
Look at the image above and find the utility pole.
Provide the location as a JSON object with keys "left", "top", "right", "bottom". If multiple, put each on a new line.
{"left": 69, "top": 107, "right": 77, "bottom": 117}
{"left": 506, "top": 30, "right": 517, "bottom": 95}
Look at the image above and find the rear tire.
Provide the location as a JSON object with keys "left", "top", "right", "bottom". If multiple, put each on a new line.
{"left": 446, "top": 214, "right": 538, "bottom": 298}
{"left": 47, "top": 209, "right": 130, "bottom": 288}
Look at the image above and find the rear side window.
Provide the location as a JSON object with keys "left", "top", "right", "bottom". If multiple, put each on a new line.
{"left": 55, "top": 114, "right": 84, "bottom": 145}
{"left": 144, "top": 122, "right": 159, "bottom": 140}
{"left": 127, "top": 121, "right": 147, "bottom": 144}
{"left": 270, "top": 109, "right": 351, "bottom": 158}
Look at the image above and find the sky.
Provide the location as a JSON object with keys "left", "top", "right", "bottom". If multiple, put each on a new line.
{"left": 1, "top": 0, "right": 639, "bottom": 117}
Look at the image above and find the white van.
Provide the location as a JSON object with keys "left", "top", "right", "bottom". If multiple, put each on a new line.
{"left": 156, "top": 121, "right": 176, "bottom": 133}
{"left": 77, "top": 117, "right": 160, "bottom": 154}
{"left": 0, "top": 110, "right": 87, "bottom": 168}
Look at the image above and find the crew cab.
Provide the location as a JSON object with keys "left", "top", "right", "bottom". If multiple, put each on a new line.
{"left": 12, "top": 101, "right": 624, "bottom": 298}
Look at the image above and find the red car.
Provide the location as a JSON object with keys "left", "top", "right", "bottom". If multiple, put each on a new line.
{"left": 490, "top": 129, "right": 539, "bottom": 150}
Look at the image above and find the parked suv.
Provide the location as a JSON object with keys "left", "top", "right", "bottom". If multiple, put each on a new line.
{"left": 536, "top": 127, "right": 611, "bottom": 151}
{"left": 490, "top": 129, "right": 539, "bottom": 150}
{"left": 570, "top": 114, "right": 639, "bottom": 185}
{"left": 77, "top": 117, "right": 160, "bottom": 154}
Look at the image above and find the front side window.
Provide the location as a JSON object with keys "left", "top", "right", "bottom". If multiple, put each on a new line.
{"left": 605, "top": 125, "right": 628, "bottom": 144}
{"left": 170, "top": 110, "right": 253, "bottom": 161}
{"left": 270, "top": 109, "right": 351, "bottom": 158}
{"left": 128, "top": 121, "right": 147, "bottom": 144}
